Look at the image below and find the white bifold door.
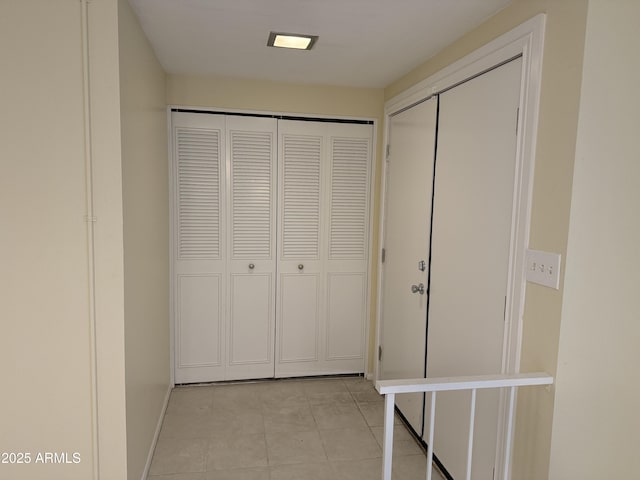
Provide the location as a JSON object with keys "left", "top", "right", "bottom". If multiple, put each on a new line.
{"left": 172, "top": 112, "right": 372, "bottom": 383}
{"left": 172, "top": 113, "right": 277, "bottom": 383}
{"left": 276, "top": 120, "right": 372, "bottom": 377}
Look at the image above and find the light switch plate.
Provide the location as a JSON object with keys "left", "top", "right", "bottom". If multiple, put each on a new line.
{"left": 525, "top": 249, "right": 561, "bottom": 289}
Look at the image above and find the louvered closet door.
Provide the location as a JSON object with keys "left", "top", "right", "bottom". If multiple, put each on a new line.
{"left": 172, "top": 112, "right": 226, "bottom": 383}
{"left": 324, "top": 123, "right": 372, "bottom": 373}
{"left": 226, "top": 116, "right": 277, "bottom": 379}
{"left": 276, "top": 120, "right": 372, "bottom": 377}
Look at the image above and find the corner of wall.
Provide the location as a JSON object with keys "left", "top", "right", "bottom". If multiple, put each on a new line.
{"left": 117, "top": 0, "right": 171, "bottom": 478}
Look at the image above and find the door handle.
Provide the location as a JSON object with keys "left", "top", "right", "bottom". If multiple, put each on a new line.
{"left": 411, "top": 283, "right": 425, "bottom": 295}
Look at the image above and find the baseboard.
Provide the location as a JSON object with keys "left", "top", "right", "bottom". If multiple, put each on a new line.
{"left": 140, "top": 385, "right": 172, "bottom": 480}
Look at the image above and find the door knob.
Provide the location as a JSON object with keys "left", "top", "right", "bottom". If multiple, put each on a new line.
{"left": 411, "top": 283, "right": 425, "bottom": 295}
{"left": 298, "top": 264, "right": 304, "bottom": 270}
{"left": 248, "top": 263, "right": 255, "bottom": 270}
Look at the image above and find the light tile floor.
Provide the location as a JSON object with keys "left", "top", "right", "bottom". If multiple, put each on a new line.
{"left": 148, "top": 376, "right": 444, "bottom": 480}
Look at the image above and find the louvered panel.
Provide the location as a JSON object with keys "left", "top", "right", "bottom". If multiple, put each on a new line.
{"left": 231, "top": 131, "right": 273, "bottom": 258}
{"left": 329, "top": 137, "right": 370, "bottom": 259}
{"left": 282, "top": 135, "right": 322, "bottom": 258}
{"left": 176, "top": 127, "right": 221, "bottom": 260}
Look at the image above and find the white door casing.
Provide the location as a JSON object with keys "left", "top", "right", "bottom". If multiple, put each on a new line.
{"left": 379, "top": 97, "right": 438, "bottom": 434}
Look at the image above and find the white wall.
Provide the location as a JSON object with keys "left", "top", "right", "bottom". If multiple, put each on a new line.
{"left": 118, "top": 0, "right": 171, "bottom": 478}
{"left": 549, "top": 0, "right": 640, "bottom": 478}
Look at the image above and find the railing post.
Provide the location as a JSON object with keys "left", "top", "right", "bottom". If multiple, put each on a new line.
{"left": 465, "top": 388, "right": 477, "bottom": 480}
{"left": 382, "top": 392, "right": 395, "bottom": 480}
{"left": 376, "top": 373, "right": 553, "bottom": 480}
{"left": 502, "top": 386, "right": 517, "bottom": 480}
{"left": 426, "top": 391, "right": 436, "bottom": 480}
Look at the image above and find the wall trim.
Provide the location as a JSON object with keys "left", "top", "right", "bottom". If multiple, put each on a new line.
{"left": 139, "top": 385, "right": 172, "bottom": 480}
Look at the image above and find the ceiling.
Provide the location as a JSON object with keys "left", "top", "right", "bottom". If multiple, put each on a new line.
{"left": 128, "top": 0, "right": 513, "bottom": 88}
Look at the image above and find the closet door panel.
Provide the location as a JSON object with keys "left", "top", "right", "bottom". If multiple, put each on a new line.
{"left": 176, "top": 274, "right": 224, "bottom": 382}
{"left": 276, "top": 121, "right": 324, "bottom": 376}
{"left": 228, "top": 124, "right": 275, "bottom": 259}
{"left": 226, "top": 116, "right": 277, "bottom": 379}
{"left": 326, "top": 273, "right": 366, "bottom": 361}
{"left": 324, "top": 124, "right": 372, "bottom": 372}
{"left": 280, "top": 130, "right": 322, "bottom": 260}
{"left": 172, "top": 112, "right": 226, "bottom": 383}
{"left": 278, "top": 274, "right": 320, "bottom": 364}
{"left": 228, "top": 273, "right": 273, "bottom": 378}
{"left": 328, "top": 133, "right": 370, "bottom": 261}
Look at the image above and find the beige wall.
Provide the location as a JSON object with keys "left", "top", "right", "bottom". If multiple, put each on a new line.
{"left": 118, "top": 0, "right": 170, "bottom": 478}
{"left": 167, "top": 75, "right": 385, "bottom": 373}
{"left": 549, "top": 1, "right": 640, "bottom": 478}
{"left": 0, "top": 2, "right": 94, "bottom": 478}
{"left": 385, "top": 1, "right": 588, "bottom": 478}
{"left": 0, "top": 0, "right": 128, "bottom": 479}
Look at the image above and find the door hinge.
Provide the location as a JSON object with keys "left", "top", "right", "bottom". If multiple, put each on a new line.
{"left": 515, "top": 107, "right": 520, "bottom": 135}
{"left": 378, "top": 345, "right": 383, "bottom": 362}
{"left": 386, "top": 144, "right": 390, "bottom": 159}
{"left": 381, "top": 248, "right": 386, "bottom": 263}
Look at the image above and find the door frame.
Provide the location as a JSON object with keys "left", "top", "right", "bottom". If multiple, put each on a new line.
{"left": 375, "top": 14, "right": 545, "bottom": 478}
{"left": 167, "top": 108, "right": 378, "bottom": 385}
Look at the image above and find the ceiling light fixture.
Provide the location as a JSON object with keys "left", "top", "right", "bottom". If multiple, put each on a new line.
{"left": 267, "top": 32, "right": 318, "bottom": 50}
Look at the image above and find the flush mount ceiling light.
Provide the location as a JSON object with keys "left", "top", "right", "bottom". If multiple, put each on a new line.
{"left": 267, "top": 32, "right": 318, "bottom": 50}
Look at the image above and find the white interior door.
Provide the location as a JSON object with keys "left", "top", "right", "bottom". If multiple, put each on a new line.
{"left": 225, "top": 116, "right": 277, "bottom": 380}
{"left": 380, "top": 97, "right": 438, "bottom": 434}
{"left": 424, "top": 58, "right": 522, "bottom": 479}
{"left": 172, "top": 112, "right": 227, "bottom": 383}
{"left": 276, "top": 120, "right": 372, "bottom": 377}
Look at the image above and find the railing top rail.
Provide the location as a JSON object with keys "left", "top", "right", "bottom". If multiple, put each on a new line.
{"left": 375, "top": 372, "right": 553, "bottom": 395}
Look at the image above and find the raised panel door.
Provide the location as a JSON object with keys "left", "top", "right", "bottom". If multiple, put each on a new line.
{"left": 226, "top": 115, "right": 277, "bottom": 380}
{"left": 172, "top": 111, "right": 226, "bottom": 383}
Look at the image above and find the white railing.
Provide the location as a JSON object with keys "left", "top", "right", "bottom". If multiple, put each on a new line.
{"left": 375, "top": 372, "right": 553, "bottom": 480}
